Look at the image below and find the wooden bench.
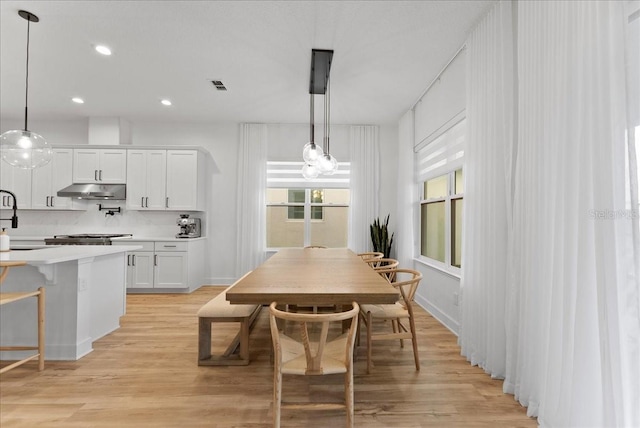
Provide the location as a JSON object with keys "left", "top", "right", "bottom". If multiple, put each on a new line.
{"left": 197, "top": 272, "right": 262, "bottom": 366}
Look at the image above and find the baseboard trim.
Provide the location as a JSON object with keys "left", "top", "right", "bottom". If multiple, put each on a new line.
{"left": 414, "top": 294, "right": 460, "bottom": 336}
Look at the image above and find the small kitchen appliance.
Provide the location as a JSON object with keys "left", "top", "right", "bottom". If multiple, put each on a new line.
{"left": 176, "top": 214, "right": 201, "bottom": 238}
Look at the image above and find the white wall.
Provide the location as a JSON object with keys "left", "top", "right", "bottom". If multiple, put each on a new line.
{"left": 3, "top": 118, "right": 399, "bottom": 287}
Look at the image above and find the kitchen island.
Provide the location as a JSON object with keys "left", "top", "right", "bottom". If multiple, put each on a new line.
{"left": 0, "top": 245, "right": 141, "bottom": 361}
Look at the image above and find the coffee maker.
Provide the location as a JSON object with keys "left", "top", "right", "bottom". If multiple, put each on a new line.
{"left": 176, "top": 214, "right": 201, "bottom": 238}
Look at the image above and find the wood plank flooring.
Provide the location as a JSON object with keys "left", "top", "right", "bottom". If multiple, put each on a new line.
{"left": 0, "top": 286, "right": 537, "bottom": 427}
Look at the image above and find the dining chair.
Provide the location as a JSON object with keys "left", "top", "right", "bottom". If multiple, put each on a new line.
{"left": 269, "top": 301, "right": 360, "bottom": 428}
{"left": 356, "top": 252, "right": 383, "bottom": 261}
{"left": 359, "top": 268, "right": 422, "bottom": 374}
{"left": 365, "top": 258, "right": 399, "bottom": 281}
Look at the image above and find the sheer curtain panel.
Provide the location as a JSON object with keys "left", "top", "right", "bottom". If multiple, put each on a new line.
{"left": 459, "top": 0, "right": 514, "bottom": 378}
{"left": 348, "top": 125, "right": 380, "bottom": 253}
{"left": 508, "top": 1, "right": 639, "bottom": 426}
{"left": 236, "top": 123, "right": 267, "bottom": 276}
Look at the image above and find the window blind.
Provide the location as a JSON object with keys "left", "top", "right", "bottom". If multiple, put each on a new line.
{"left": 416, "top": 118, "right": 465, "bottom": 182}
{"left": 266, "top": 161, "right": 351, "bottom": 189}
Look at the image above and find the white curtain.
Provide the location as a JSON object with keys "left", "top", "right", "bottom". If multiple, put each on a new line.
{"left": 460, "top": 0, "right": 639, "bottom": 426}
{"left": 236, "top": 123, "right": 267, "bottom": 276}
{"left": 507, "top": 2, "right": 639, "bottom": 426}
{"left": 348, "top": 125, "right": 379, "bottom": 253}
{"left": 459, "top": 0, "right": 514, "bottom": 377}
{"left": 396, "top": 111, "right": 416, "bottom": 267}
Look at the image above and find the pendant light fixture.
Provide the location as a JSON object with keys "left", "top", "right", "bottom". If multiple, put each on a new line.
{"left": 0, "top": 10, "right": 52, "bottom": 170}
{"left": 302, "top": 49, "right": 337, "bottom": 179}
{"left": 317, "top": 76, "right": 338, "bottom": 175}
{"left": 302, "top": 93, "right": 323, "bottom": 173}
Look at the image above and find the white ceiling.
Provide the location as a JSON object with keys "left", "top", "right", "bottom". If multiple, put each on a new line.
{"left": 0, "top": 1, "right": 493, "bottom": 127}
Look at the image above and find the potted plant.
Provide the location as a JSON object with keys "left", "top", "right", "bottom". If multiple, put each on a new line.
{"left": 370, "top": 214, "right": 394, "bottom": 258}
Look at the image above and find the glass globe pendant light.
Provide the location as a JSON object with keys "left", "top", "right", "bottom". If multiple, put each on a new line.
{"left": 0, "top": 10, "right": 52, "bottom": 170}
{"left": 301, "top": 163, "right": 319, "bottom": 180}
{"left": 302, "top": 94, "right": 323, "bottom": 166}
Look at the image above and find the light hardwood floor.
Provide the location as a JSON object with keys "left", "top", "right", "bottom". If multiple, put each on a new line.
{"left": 0, "top": 286, "right": 537, "bottom": 427}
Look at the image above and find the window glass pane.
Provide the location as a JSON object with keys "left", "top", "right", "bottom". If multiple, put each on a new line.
{"left": 267, "top": 206, "right": 304, "bottom": 248}
{"left": 423, "top": 174, "right": 448, "bottom": 200}
{"left": 310, "top": 189, "right": 324, "bottom": 203}
{"left": 421, "top": 201, "right": 445, "bottom": 262}
{"left": 310, "top": 206, "right": 349, "bottom": 247}
{"left": 288, "top": 189, "right": 305, "bottom": 203}
{"left": 451, "top": 198, "right": 463, "bottom": 268}
{"left": 288, "top": 206, "right": 304, "bottom": 219}
{"left": 455, "top": 169, "right": 464, "bottom": 195}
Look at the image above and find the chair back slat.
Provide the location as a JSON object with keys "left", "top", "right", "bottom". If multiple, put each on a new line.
{"left": 270, "top": 302, "right": 360, "bottom": 375}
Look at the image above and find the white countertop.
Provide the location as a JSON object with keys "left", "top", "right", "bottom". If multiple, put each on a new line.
{"left": 0, "top": 245, "right": 142, "bottom": 265}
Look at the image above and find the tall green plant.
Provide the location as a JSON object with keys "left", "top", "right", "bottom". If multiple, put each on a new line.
{"left": 370, "top": 214, "right": 394, "bottom": 258}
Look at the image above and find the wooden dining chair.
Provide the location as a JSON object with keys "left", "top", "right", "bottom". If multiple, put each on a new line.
{"left": 357, "top": 252, "right": 383, "bottom": 261}
{"left": 0, "top": 261, "right": 46, "bottom": 374}
{"left": 359, "top": 268, "right": 422, "bottom": 374}
{"left": 365, "top": 258, "right": 399, "bottom": 281}
{"left": 269, "top": 301, "right": 360, "bottom": 428}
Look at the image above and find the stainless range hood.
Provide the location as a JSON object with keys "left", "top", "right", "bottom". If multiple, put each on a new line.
{"left": 57, "top": 184, "right": 126, "bottom": 200}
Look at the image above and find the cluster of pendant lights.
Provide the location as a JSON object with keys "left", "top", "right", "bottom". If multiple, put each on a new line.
{"left": 0, "top": 10, "right": 53, "bottom": 170}
{"left": 302, "top": 50, "right": 338, "bottom": 179}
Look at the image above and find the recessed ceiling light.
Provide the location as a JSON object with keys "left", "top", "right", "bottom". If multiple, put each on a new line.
{"left": 95, "top": 45, "right": 112, "bottom": 56}
{"left": 71, "top": 97, "right": 84, "bottom": 104}
{"left": 161, "top": 99, "right": 172, "bottom": 106}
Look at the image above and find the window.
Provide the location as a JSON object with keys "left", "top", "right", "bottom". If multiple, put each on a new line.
{"left": 420, "top": 169, "right": 463, "bottom": 268}
{"left": 416, "top": 118, "right": 465, "bottom": 272}
{"left": 267, "top": 188, "right": 349, "bottom": 248}
{"left": 287, "top": 189, "right": 323, "bottom": 220}
{"left": 266, "top": 161, "right": 351, "bottom": 249}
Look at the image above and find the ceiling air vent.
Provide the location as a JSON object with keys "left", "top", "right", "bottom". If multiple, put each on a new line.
{"left": 210, "top": 80, "right": 227, "bottom": 91}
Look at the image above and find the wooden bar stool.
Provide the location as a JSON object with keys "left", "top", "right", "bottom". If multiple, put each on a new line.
{"left": 0, "top": 260, "right": 45, "bottom": 374}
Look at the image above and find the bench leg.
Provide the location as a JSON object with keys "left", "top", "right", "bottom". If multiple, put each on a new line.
{"left": 239, "top": 317, "right": 250, "bottom": 363}
{"left": 198, "top": 317, "right": 212, "bottom": 362}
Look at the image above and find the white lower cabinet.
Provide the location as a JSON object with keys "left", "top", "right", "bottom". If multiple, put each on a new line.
{"left": 126, "top": 244, "right": 155, "bottom": 289}
{"left": 122, "top": 239, "right": 204, "bottom": 292}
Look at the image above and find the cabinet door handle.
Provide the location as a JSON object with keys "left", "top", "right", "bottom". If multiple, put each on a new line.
{"left": 165, "top": 197, "right": 169, "bottom": 208}
{"left": 94, "top": 170, "right": 98, "bottom": 181}
{"left": 51, "top": 196, "right": 55, "bottom": 207}
{"left": 146, "top": 197, "right": 149, "bottom": 208}
{"left": 99, "top": 170, "right": 103, "bottom": 181}
{"left": 141, "top": 197, "right": 145, "bottom": 208}
{"left": 46, "top": 196, "right": 50, "bottom": 207}
{"left": 127, "top": 254, "right": 131, "bottom": 266}
{"left": 163, "top": 245, "right": 177, "bottom": 248}
{"left": 132, "top": 254, "right": 136, "bottom": 266}
{"left": 2, "top": 196, "right": 5, "bottom": 206}
{"left": 154, "top": 255, "right": 158, "bottom": 266}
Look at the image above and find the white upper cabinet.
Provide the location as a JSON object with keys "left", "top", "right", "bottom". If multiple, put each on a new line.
{"left": 0, "top": 161, "right": 32, "bottom": 211}
{"left": 165, "top": 150, "right": 205, "bottom": 211}
{"left": 126, "top": 150, "right": 167, "bottom": 210}
{"left": 73, "top": 148, "right": 127, "bottom": 183}
{"left": 31, "top": 148, "right": 78, "bottom": 210}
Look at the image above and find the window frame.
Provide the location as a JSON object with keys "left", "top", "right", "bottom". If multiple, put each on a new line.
{"left": 418, "top": 168, "right": 463, "bottom": 277}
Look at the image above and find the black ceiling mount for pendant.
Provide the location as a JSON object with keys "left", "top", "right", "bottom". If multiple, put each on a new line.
{"left": 309, "top": 49, "right": 333, "bottom": 95}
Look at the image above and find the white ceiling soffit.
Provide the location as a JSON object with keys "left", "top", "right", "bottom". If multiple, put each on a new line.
{"left": 0, "top": 1, "right": 493, "bottom": 126}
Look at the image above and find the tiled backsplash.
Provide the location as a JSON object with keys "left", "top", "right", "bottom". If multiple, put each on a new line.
{"left": 5, "top": 204, "right": 197, "bottom": 238}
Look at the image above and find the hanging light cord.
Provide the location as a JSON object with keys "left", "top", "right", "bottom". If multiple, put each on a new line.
{"left": 309, "top": 93, "right": 315, "bottom": 145}
{"left": 24, "top": 13, "right": 31, "bottom": 131}
{"left": 323, "top": 76, "right": 331, "bottom": 155}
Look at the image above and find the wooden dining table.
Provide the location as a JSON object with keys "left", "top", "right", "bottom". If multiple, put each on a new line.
{"left": 225, "top": 248, "right": 399, "bottom": 306}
